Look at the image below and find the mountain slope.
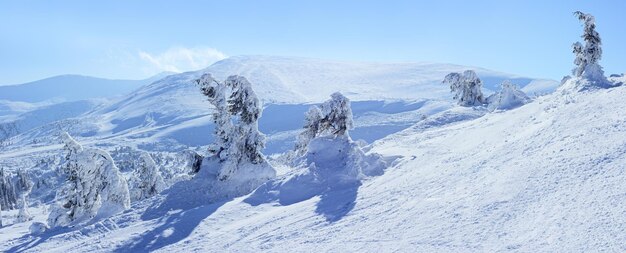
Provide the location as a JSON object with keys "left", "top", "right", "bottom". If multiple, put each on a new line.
{"left": 0, "top": 73, "right": 170, "bottom": 103}
{"left": 59, "top": 56, "right": 555, "bottom": 149}
{"left": 2, "top": 83, "right": 623, "bottom": 252}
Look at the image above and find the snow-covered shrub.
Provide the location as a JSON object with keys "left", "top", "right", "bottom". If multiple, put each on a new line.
{"left": 48, "top": 133, "right": 130, "bottom": 227}
{"left": 443, "top": 70, "right": 485, "bottom": 106}
{"left": 150, "top": 150, "right": 202, "bottom": 185}
{"left": 562, "top": 11, "right": 610, "bottom": 90}
{"left": 29, "top": 222, "right": 48, "bottom": 235}
{"left": 128, "top": 152, "right": 165, "bottom": 201}
{"left": 486, "top": 81, "right": 531, "bottom": 111}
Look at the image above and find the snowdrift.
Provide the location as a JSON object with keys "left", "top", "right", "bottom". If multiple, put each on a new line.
{"left": 246, "top": 135, "right": 387, "bottom": 221}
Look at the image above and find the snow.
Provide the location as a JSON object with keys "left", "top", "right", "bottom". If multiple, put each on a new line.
{"left": 486, "top": 81, "right": 531, "bottom": 111}
{"left": 0, "top": 75, "right": 623, "bottom": 252}
{"left": 2, "top": 55, "right": 623, "bottom": 252}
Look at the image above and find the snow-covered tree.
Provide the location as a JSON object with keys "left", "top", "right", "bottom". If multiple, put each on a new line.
{"left": 129, "top": 152, "right": 165, "bottom": 201}
{"left": 295, "top": 106, "right": 323, "bottom": 156}
{"left": 14, "top": 169, "right": 33, "bottom": 222}
{"left": 196, "top": 74, "right": 270, "bottom": 181}
{"left": 293, "top": 92, "right": 354, "bottom": 159}
{"left": 0, "top": 168, "right": 17, "bottom": 211}
{"left": 319, "top": 92, "right": 354, "bottom": 136}
{"left": 196, "top": 73, "right": 233, "bottom": 160}
{"left": 570, "top": 11, "right": 608, "bottom": 86}
{"left": 443, "top": 70, "right": 485, "bottom": 106}
{"left": 225, "top": 75, "right": 265, "bottom": 165}
{"left": 48, "top": 133, "right": 83, "bottom": 227}
{"left": 48, "top": 133, "right": 130, "bottom": 227}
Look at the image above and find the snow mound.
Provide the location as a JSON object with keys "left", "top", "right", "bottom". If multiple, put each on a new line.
{"left": 486, "top": 81, "right": 531, "bottom": 111}
{"left": 246, "top": 136, "right": 387, "bottom": 215}
{"left": 28, "top": 222, "right": 48, "bottom": 235}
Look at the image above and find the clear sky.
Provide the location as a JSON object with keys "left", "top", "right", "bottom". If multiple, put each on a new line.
{"left": 1, "top": 0, "right": 625, "bottom": 85}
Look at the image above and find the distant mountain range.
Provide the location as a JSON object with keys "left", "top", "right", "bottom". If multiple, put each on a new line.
{"left": 0, "top": 72, "right": 173, "bottom": 103}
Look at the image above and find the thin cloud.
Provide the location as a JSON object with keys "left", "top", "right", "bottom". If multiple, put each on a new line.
{"left": 138, "top": 47, "right": 227, "bottom": 73}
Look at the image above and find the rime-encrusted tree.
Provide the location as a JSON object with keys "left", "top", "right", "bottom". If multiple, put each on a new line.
{"left": 15, "top": 169, "right": 33, "bottom": 222}
{"left": 129, "top": 152, "right": 165, "bottom": 201}
{"left": 196, "top": 73, "right": 233, "bottom": 160}
{"left": 0, "top": 168, "right": 17, "bottom": 211}
{"left": 48, "top": 133, "right": 130, "bottom": 227}
{"left": 443, "top": 70, "right": 485, "bottom": 106}
{"left": 293, "top": 92, "right": 354, "bottom": 157}
{"left": 319, "top": 92, "right": 354, "bottom": 136}
{"left": 48, "top": 133, "right": 83, "bottom": 227}
{"left": 225, "top": 75, "right": 265, "bottom": 165}
{"left": 295, "top": 106, "right": 323, "bottom": 156}
{"left": 572, "top": 11, "right": 605, "bottom": 82}
{"left": 195, "top": 74, "right": 269, "bottom": 181}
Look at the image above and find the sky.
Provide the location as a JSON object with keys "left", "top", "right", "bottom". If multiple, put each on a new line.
{"left": 1, "top": 0, "right": 625, "bottom": 85}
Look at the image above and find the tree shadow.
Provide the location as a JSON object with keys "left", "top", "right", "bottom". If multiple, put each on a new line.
{"left": 244, "top": 174, "right": 363, "bottom": 223}
{"left": 111, "top": 175, "right": 232, "bottom": 253}
{"left": 315, "top": 181, "right": 361, "bottom": 222}
{"left": 5, "top": 226, "right": 72, "bottom": 253}
{"left": 112, "top": 200, "right": 228, "bottom": 253}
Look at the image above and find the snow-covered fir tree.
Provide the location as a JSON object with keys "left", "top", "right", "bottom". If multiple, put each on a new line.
{"left": 567, "top": 11, "right": 610, "bottom": 88}
{"left": 196, "top": 74, "right": 269, "bottom": 181}
{"left": 319, "top": 92, "right": 354, "bottom": 136}
{"left": 196, "top": 73, "right": 233, "bottom": 160}
{"left": 0, "top": 168, "right": 17, "bottom": 211}
{"left": 572, "top": 12, "right": 605, "bottom": 80}
{"left": 48, "top": 132, "right": 130, "bottom": 227}
{"left": 295, "top": 106, "right": 323, "bottom": 156}
{"left": 48, "top": 133, "right": 83, "bottom": 227}
{"left": 443, "top": 70, "right": 485, "bottom": 106}
{"left": 225, "top": 75, "right": 265, "bottom": 165}
{"left": 129, "top": 152, "right": 165, "bottom": 201}
{"left": 14, "top": 168, "right": 33, "bottom": 222}
{"left": 294, "top": 92, "right": 354, "bottom": 158}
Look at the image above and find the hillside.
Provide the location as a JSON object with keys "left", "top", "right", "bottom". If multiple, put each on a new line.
{"left": 0, "top": 74, "right": 170, "bottom": 103}
{"left": 1, "top": 56, "right": 556, "bottom": 152}
{"left": 1, "top": 80, "right": 623, "bottom": 252}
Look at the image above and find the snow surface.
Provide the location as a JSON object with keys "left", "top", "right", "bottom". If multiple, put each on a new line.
{"left": 1, "top": 78, "right": 624, "bottom": 252}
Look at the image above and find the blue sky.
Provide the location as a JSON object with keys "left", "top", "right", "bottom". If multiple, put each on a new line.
{"left": 1, "top": 0, "right": 625, "bottom": 84}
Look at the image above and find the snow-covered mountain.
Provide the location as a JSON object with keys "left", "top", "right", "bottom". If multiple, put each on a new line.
{"left": 1, "top": 77, "right": 623, "bottom": 252}
{"left": 0, "top": 73, "right": 172, "bottom": 145}
{"left": 1, "top": 56, "right": 557, "bottom": 154}
{"left": 0, "top": 74, "right": 170, "bottom": 103}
